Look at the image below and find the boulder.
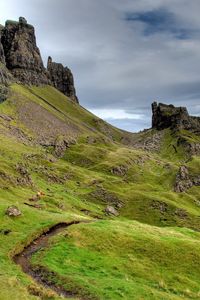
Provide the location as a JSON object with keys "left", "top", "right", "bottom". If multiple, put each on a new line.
{"left": 105, "top": 205, "right": 119, "bottom": 216}
{"left": 111, "top": 165, "right": 128, "bottom": 176}
{"left": 6, "top": 206, "right": 21, "bottom": 217}
{"left": 47, "top": 56, "right": 79, "bottom": 103}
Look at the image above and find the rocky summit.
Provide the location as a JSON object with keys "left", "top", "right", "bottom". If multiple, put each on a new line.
{"left": 152, "top": 101, "right": 200, "bottom": 133}
{"left": 0, "top": 17, "right": 78, "bottom": 102}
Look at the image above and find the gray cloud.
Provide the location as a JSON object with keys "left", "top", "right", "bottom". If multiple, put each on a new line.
{"left": 0, "top": 0, "right": 200, "bottom": 132}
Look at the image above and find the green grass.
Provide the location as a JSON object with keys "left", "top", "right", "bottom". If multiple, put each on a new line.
{"left": 0, "top": 84, "right": 200, "bottom": 299}
{"left": 31, "top": 220, "right": 200, "bottom": 300}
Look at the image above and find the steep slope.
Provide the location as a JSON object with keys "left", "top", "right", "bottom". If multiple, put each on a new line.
{"left": 0, "top": 85, "right": 200, "bottom": 299}
{"left": 0, "top": 16, "right": 200, "bottom": 300}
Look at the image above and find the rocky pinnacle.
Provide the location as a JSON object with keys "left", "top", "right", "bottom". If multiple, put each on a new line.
{"left": 0, "top": 17, "right": 79, "bottom": 103}
{"left": 47, "top": 56, "right": 79, "bottom": 103}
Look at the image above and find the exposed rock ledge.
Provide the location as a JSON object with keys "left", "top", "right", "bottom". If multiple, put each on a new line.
{"left": 174, "top": 165, "right": 200, "bottom": 193}
{"left": 152, "top": 102, "right": 200, "bottom": 133}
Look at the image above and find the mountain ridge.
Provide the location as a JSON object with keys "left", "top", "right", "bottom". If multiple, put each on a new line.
{"left": 0, "top": 15, "right": 200, "bottom": 300}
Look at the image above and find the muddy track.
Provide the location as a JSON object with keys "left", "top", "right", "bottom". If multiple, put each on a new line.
{"left": 13, "top": 220, "right": 91, "bottom": 299}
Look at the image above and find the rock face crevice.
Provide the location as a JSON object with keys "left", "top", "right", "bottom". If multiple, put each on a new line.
{"left": 152, "top": 102, "right": 200, "bottom": 133}
{"left": 47, "top": 56, "right": 79, "bottom": 103}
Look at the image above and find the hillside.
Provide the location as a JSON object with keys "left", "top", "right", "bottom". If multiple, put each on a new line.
{"left": 0, "top": 17, "right": 200, "bottom": 300}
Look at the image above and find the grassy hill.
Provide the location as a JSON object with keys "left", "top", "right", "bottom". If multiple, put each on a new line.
{"left": 0, "top": 84, "right": 200, "bottom": 299}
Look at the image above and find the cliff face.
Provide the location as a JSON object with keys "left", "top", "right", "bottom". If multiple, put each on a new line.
{"left": 0, "top": 26, "right": 5, "bottom": 64}
{"left": 1, "top": 17, "right": 48, "bottom": 85}
{"left": 47, "top": 56, "right": 79, "bottom": 103}
{"left": 152, "top": 102, "right": 200, "bottom": 133}
{"left": 0, "top": 17, "right": 79, "bottom": 103}
{"left": 0, "top": 25, "right": 12, "bottom": 100}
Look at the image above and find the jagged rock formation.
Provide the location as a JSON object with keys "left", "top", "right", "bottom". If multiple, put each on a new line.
{"left": 1, "top": 17, "right": 48, "bottom": 85}
{"left": 47, "top": 56, "right": 79, "bottom": 103}
{"left": 152, "top": 102, "right": 200, "bottom": 133}
{"left": 0, "top": 17, "right": 79, "bottom": 103}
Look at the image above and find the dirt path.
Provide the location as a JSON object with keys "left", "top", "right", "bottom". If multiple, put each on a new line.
{"left": 13, "top": 220, "right": 91, "bottom": 299}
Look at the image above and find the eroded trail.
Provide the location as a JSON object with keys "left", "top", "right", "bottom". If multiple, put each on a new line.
{"left": 13, "top": 220, "right": 91, "bottom": 299}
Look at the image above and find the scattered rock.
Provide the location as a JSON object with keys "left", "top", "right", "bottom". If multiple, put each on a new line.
{"left": 54, "top": 137, "right": 76, "bottom": 158}
{"left": 129, "top": 130, "right": 164, "bottom": 152}
{"left": 89, "top": 179, "right": 103, "bottom": 186}
{"left": 91, "top": 187, "right": 122, "bottom": 207}
{"left": 175, "top": 208, "right": 188, "bottom": 219}
{"left": 174, "top": 166, "right": 200, "bottom": 193}
{"left": 16, "top": 163, "right": 33, "bottom": 186}
{"left": 178, "top": 165, "right": 189, "bottom": 180}
{"left": 151, "top": 200, "right": 168, "bottom": 213}
{"left": 54, "top": 137, "right": 69, "bottom": 158}
{"left": 105, "top": 205, "right": 119, "bottom": 216}
{"left": 111, "top": 165, "right": 128, "bottom": 176}
{"left": 6, "top": 206, "right": 21, "bottom": 217}
{"left": 86, "top": 136, "right": 97, "bottom": 144}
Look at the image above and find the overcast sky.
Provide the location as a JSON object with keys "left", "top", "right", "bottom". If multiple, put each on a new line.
{"left": 1, "top": 0, "right": 200, "bottom": 132}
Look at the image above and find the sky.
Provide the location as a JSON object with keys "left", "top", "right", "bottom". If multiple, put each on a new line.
{"left": 1, "top": 0, "right": 200, "bottom": 132}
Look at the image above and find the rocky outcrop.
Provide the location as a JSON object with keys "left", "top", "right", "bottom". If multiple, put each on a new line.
{"left": 0, "top": 17, "right": 79, "bottom": 103}
{"left": 1, "top": 17, "right": 48, "bottom": 85}
{"left": 47, "top": 56, "right": 79, "bottom": 103}
{"left": 174, "top": 165, "right": 200, "bottom": 193}
{"left": 152, "top": 102, "right": 200, "bottom": 133}
{"left": 105, "top": 205, "right": 119, "bottom": 216}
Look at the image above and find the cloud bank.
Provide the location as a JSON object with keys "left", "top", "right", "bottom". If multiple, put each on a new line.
{"left": 1, "top": 0, "right": 200, "bottom": 132}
